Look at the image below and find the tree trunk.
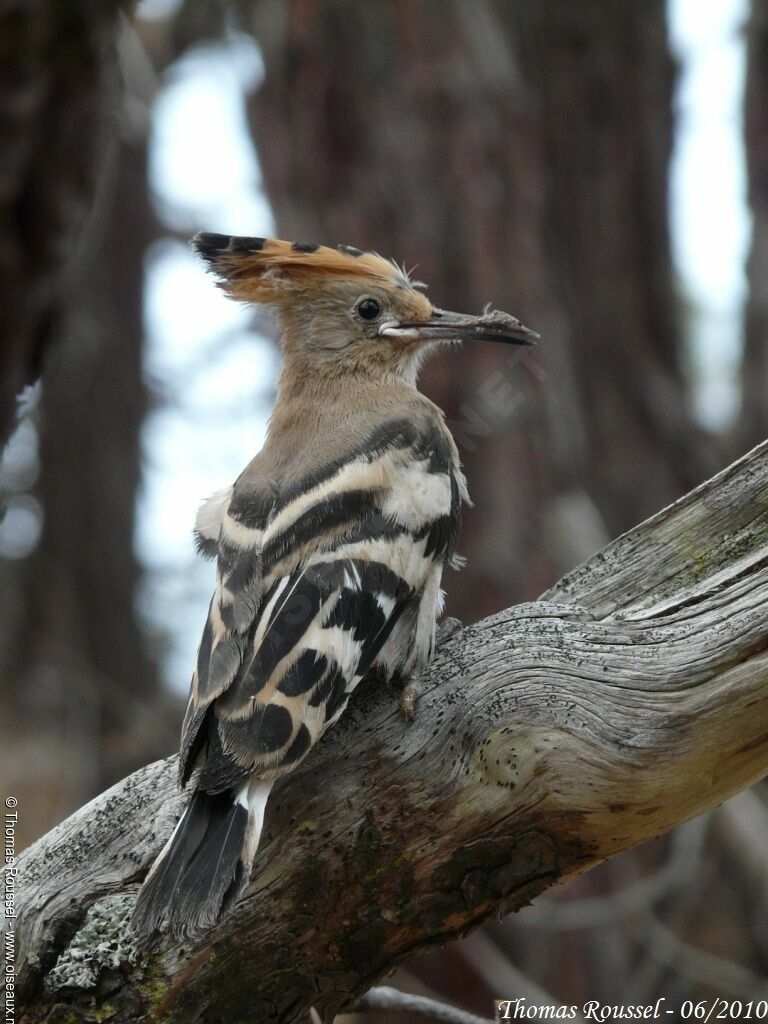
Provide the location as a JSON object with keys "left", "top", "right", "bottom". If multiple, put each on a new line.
{"left": 503, "top": 0, "right": 716, "bottom": 532}
{"left": 0, "top": 0, "right": 119, "bottom": 448}
{"left": 11, "top": 440, "right": 768, "bottom": 1024}
{"left": 742, "top": 0, "right": 768, "bottom": 451}
{"left": 242, "top": 0, "right": 715, "bottom": 625}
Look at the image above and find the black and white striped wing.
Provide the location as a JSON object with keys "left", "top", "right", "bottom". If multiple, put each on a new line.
{"left": 179, "top": 418, "right": 463, "bottom": 795}
{"left": 179, "top": 474, "right": 276, "bottom": 782}
{"left": 183, "top": 557, "right": 411, "bottom": 793}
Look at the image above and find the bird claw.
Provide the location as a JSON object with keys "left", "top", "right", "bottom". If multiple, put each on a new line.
{"left": 436, "top": 616, "right": 462, "bottom": 645}
{"left": 399, "top": 680, "right": 421, "bottom": 722}
{"left": 397, "top": 619, "right": 462, "bottom": 722}
{"left": 395, "top": 619, "right": 463, "bottom": 723}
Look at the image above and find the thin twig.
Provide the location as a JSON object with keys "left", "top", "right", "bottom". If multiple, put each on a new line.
{"left": 460, "top": 930, "right": 584, "bottom": 1024}
{"left": 716, "top": 788, "right": 768, "bottom": 884}
{"left": 352, "top": 985, "right": 494, "bottom": 1024}
{"left": 641, "top": 911, "right": 768, "bottom": 998}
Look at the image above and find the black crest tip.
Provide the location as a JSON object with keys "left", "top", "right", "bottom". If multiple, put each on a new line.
{"left": 191, "top": 232, "right": 230, "bottom": 263}
{"left": 192, "top": 233, "right": 268, "bottom": 266}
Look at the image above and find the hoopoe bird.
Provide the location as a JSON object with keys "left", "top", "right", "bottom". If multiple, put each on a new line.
{"left": 133, "top": 234, "right": 536, "bottom": 939}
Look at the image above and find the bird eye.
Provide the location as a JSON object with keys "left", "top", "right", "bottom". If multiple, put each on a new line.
{"left": 356, "top": 297, "right": 381, "bottom": 321}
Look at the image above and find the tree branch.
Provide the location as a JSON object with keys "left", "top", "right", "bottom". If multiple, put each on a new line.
{"left": 10, "top": 441, "right": 768, "bottom": 1024}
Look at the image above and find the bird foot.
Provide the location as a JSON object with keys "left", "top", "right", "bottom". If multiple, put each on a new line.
{"left": 436, "top": 616, "right": 463, "bottom": 645}
{"left": 399, "top": 680, "right": 421, "bottom": 722}
{"left": 397, "top": 618, "right": 463, "bottom": 722}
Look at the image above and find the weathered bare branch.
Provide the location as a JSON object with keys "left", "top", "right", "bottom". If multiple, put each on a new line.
{"left": 10, "top": 441, "right": 768, "bottom": 1023}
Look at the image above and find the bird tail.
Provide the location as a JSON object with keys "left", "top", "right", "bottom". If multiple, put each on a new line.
{"left": 132, "top": 779, "right": 272, "bottom": 941}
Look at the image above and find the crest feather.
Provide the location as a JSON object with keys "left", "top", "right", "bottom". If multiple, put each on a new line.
{"left": 192, "top": 233, "right": 413, "bottom": 303}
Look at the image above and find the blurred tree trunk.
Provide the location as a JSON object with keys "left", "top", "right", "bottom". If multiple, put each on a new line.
{"left": 505, "top": 0, "right": 716, "bottom": 534}
{"left": 243, "top": 0, "right": 715, "bottom": 627}
{"left": 741, "top": 7, "right": 768, "bottom": 972}
{"left": 742, "top": 0, "right": 768, "bottom": 450}
{"left": 0, "top": 0, "right": 119, "bottom": 449}
{"left": 244, "top": 0, "right": 559, "bottom": 623}
{"left": 0, "top": 26, "right": 174, "bottom": 845}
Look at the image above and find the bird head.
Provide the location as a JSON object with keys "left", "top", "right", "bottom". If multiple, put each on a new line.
{"left": 193, "top": 233, "right": 537, "bottom": 383}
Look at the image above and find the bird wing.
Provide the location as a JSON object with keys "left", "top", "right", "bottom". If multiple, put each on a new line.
{"left": 179, "top": 417, "right": 464, "bottom": 794}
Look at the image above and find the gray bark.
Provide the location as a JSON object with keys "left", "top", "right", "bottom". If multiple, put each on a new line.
{"left": 10, "top": 440, "right": 768, "bottom": 1024}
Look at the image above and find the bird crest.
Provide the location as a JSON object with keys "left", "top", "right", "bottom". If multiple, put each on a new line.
{"left": 193, "top": 233, "right": 416, "bottom": 304}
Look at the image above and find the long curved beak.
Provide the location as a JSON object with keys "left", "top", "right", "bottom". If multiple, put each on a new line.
{"left": 379, "top": 307, "right": 539, "bottom": 345}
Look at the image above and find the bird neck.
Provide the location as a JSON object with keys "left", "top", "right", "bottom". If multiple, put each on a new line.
{"left": 275, "top": 350, "right": 423, "bottom": 400}
{"left": 264, "top": 356, "right": 436, "bottom": 470}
